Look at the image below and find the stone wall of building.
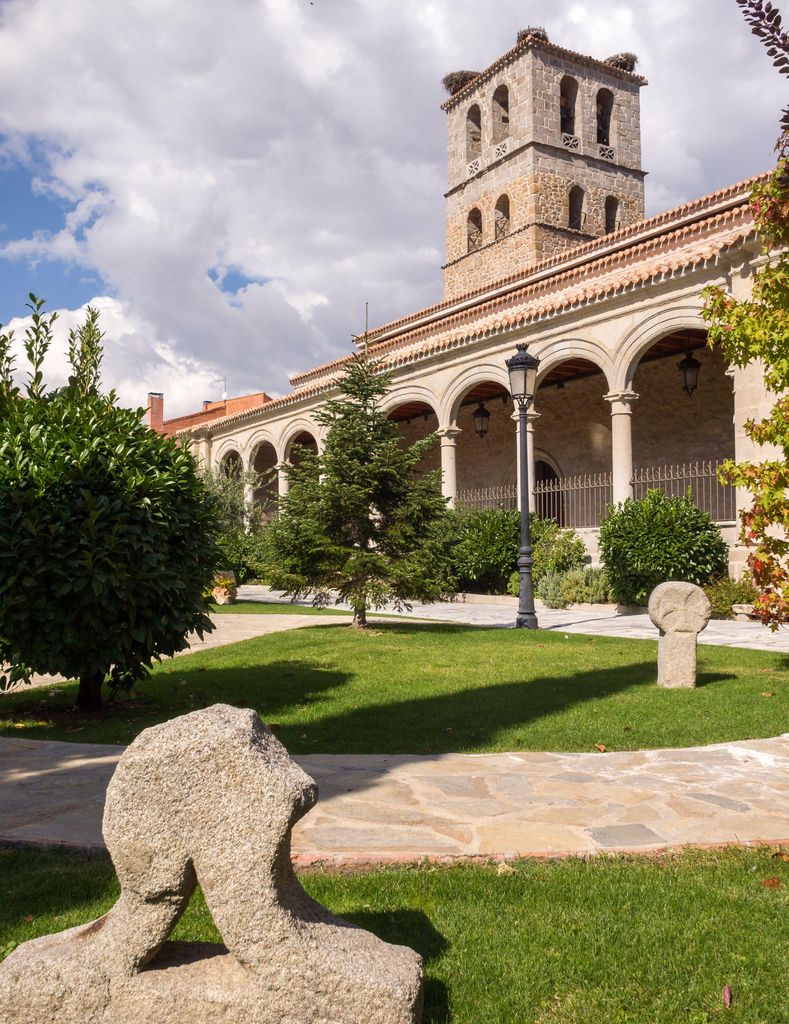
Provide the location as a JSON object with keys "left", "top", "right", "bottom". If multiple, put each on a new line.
{"left": 443, "top": 41, "right": 645, "bottom": 299}
{"left": 534, "top": 373, "right": 612, "bottom": 477}
{"left": 631, "top": 346, "right": 735, "bottom": 468}
{"left": 455, "top": 398, "right": 517, "bottom": 492}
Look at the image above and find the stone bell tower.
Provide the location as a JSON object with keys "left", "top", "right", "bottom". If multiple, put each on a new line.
{"left": 441, "top": 27, "right": 647, "bottom": 299}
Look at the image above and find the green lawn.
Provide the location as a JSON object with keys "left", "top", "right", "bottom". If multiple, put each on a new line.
{"left": 210, "top": 599, "right": 352, "bottom": 615}
{"left": 1, "top": 624, "right": 785, "bottom": 752}
{"left": 1, "top": 845, "right": 786, "bottom": 1023}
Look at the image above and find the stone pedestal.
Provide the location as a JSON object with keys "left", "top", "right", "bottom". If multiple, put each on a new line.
{"left": 648, "top": 582, "right": 711, "bottom": 689}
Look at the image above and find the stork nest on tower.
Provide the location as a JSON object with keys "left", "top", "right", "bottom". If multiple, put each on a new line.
{"left": 605, "top": 52, "right": 639, "bottom": 72}
{"left": 517, "top": 26, "right": 549, "bottom": 43}
{"left": 442, "top": 71, "right": 481, "bottom": 96}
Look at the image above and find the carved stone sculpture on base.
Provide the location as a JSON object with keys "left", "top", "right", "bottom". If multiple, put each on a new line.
{"left": 648, "top": 581, "right": 711, "bottom": 689}
{"left": 0, "top": 705, "right": 423, "bottom": 1024}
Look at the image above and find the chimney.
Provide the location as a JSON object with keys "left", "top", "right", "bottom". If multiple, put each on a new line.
{"left": 147, "top": 392, "right": 164, "bottom": 433}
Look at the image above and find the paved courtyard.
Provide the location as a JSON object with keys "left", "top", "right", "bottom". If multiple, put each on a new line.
{"left": 244, "top": 586, "right": 789, "bottom": 653}
{"left": 1, "top": 734, "right": 787, "bottom": 866}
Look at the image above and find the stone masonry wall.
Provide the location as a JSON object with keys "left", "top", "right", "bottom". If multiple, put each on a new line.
{"left": 455, "top": 398, "right": 517, "bottom": 492}
{"left": 443, "top": 42, "right": 645, "bottom": 299}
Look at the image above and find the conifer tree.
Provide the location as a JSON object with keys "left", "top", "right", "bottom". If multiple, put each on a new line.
{"left": 266, "top": 355, "right": 456, "bottom": 626}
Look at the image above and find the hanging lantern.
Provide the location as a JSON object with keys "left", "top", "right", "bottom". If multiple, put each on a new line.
{"left": 473, "top": 401, "right": 491, "bottom": 437}
{"left": 677, "top": 351, "right": 701, "bottom": 398}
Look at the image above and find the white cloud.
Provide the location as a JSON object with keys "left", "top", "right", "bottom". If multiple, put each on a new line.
{"left": 3, "top": 296, "right": 225, "bottom": 415}
{"left": 0, "top": 0, "right": 783, "bottom": 417}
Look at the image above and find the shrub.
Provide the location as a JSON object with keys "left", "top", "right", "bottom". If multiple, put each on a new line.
{"left": 704, "top": 574, "right": 759, "bottom": 620}
{"left": 452, "top": 508, "right": 521, "bottom": 593}
{"left": 599, "top": 489, "right": 729, "bottom": 606}
{"left": 536, "top": 570, "right": 568, "bottom": 609}
{"left": 0, "top": 299, "right": 223, "bottom": 709}
{"left": 506, "top": 523, "right": 588, "bottom": 596}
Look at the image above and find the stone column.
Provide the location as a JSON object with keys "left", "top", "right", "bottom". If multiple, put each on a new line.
{"left": 437, "top": 427, "right": 461, "bottom": 507}
{"left": 604, "top": 390, "right": 638, "bottom": 505}
{"left": 277, "top": 464, "right": 290, "bottom": 499}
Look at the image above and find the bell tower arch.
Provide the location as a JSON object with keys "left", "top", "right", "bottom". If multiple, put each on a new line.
{"left": 441, "top": 28, "right": 647, "bottom": 299}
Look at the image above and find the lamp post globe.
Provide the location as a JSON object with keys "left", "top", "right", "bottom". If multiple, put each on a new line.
{"left": 505, "top": 343, "right": 540, "bottom": 630}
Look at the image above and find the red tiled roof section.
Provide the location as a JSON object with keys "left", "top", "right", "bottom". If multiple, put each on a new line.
{"left": 161, "top": 391, "right": 271, "bottom": 436}
{"left": 287, "top": 173, "right": 765, "bottom": 390}
{"left": 179, "top": 175, "right": 763, "bottom": 438}
{"left": 440, "top": 32, "right": 646, "bottom": 114}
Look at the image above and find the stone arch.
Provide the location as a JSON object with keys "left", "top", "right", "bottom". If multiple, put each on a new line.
{"left": 495, "top": 194, "right": 510, "bottom": 239}
{"left": 568, "top": 185, "right": 585, "bottom": 231}
{"left": 615, "top": 306, "right": 709, "bottom": 392}
{"left": 467, "top": 207, "right": 483, "bottom": 252}
{"left": 249, "top": 437, "right": 279, "bottom": 507}
{"left": 381, "top": 385, "right": 441, "bottom": 419}
{"left": 441, "top": 363, "right": 511, "bottom": 427}
{"left": 492, "top": 83, "right": 510, "bottom": 144}
{"left": 605, "top": 195, "right": 620, "bottom": 234}
{"left": 466, "top": 103, "right": 482, "bottom": 163}
{"left": 280, "top": 420, "right": 320, "bottom": 464}
{"left": 596, "top": 88, "right": 614, "bottom": 146}
{"left": 559, "top": 75, "right": 578, "bottom": 136}
{"left": 217, "top": 447, "right": 243, "bottom": 477}
{"left": 245, "top": 429, "right": 280, "bottom": 468}
{"left": 534, "top": 338, "right": 615, "bottom": 394}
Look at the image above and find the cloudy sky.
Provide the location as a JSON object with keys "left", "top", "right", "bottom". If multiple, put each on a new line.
{"left": 0, "top": 0, "right": 783, "bottom": 417}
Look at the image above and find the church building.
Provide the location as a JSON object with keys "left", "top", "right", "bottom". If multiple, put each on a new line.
{"left": 159, "top": 28, "right": 771, "bottom": 569}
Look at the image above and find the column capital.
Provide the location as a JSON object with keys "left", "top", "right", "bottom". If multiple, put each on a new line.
{"left": 604, "top": 390, "right": 639, "bottom": 411}
{"left": 437, "top": 426, "right": 462, "bottom": 441}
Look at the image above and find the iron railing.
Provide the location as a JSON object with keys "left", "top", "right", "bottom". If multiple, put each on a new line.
{"left": 631, "top": 460, "right": 735, "bottom": 523}
{"left": 456, "top": 485, "right": 517, "bottom": 511}
{"left": 533, "top": 471, "right": 613, "bottom": 528}
{"left": 455, "top": 460, "right": 735, "bottom": 527}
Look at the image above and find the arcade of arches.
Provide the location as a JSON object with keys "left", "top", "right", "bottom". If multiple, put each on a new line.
{"left": 215, "top": 328, "right": 736, "bottom": 554}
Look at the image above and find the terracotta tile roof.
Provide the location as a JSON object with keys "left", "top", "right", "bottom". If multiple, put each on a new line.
{"left": 288, "top": 173, "right": 765, "bottom": 390}
{"left": 440, "top": 32, "right": 646, "bottom": 114}
{"left": 179, "top": 174, "right": 763, "bottom": 439}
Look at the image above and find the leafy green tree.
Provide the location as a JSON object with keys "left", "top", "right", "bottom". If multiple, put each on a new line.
{"left": 266, "top": 354, "right": 456, "bottom": 625}
{"left": 201, "top": 465, "right": 274, "bottom": 583}
{"left": 0, "top": 296, "right": 223, "bottom": 709}
{"left": 700, "top": 2, "right": 789, "bottom": 626}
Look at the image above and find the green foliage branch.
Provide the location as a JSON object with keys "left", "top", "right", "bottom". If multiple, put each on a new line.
{"left": 599, "top": 490, "right": 729, "bottom": 606}
{"left": 265, "top": 354, "right": 457, "bottom": 625}
{"left": 702, "top": 159, "right": 789, "bottom": 626}
{"left": 0, "top": 296, "right": 223, "bottom": 708}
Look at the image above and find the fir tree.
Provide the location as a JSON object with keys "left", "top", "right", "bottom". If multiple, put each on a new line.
{"left": 266, "top": 354, "right": 456, "bottom": 626}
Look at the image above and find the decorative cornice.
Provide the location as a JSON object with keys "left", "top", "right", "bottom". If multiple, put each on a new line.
{"left": 440, "top": 33, "right": 646, "bottom": 114}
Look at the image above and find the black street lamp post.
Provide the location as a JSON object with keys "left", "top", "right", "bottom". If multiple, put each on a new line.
{"left": 506, "top": 342, "right": 540, "bottom": 629}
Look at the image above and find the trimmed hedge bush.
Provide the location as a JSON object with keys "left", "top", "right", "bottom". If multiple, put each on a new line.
{"left": 599, "top": 489, "right": 729, "bottom": 606}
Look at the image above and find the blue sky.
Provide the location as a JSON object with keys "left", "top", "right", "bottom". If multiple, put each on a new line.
{"left": 0, "top": 0, "right": 784, "bottom": 416}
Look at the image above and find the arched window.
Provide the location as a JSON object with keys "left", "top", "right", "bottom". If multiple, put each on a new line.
{"left": 568, "top": 186, "right": 585, "bottom": 231}
{"left": 596, "top": 88, "right": 614, "bottom": 146}
{"left": 221, "top": 450, "right": 242, "bottom": 478}
{"left": 494, "top": 195, "right": 510, "bottom": 240}
{"left": 467, "top": 207, "right": 483, "bottom": 252}
{"left": 492, "top": 85, "right": 509, "bottom": 144}
{"left": 605, "top": 196, "right": 620, "bottom": 233}
{"left": 466, "top": 104, "right": 482, "bottom": 163}
{"left": 560, "top": 76, "right": 578, "bottom": 137}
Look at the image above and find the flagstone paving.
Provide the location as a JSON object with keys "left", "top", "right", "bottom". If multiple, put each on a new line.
{"left": 2, "top": 734, "right": 786, "bottom": 865}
